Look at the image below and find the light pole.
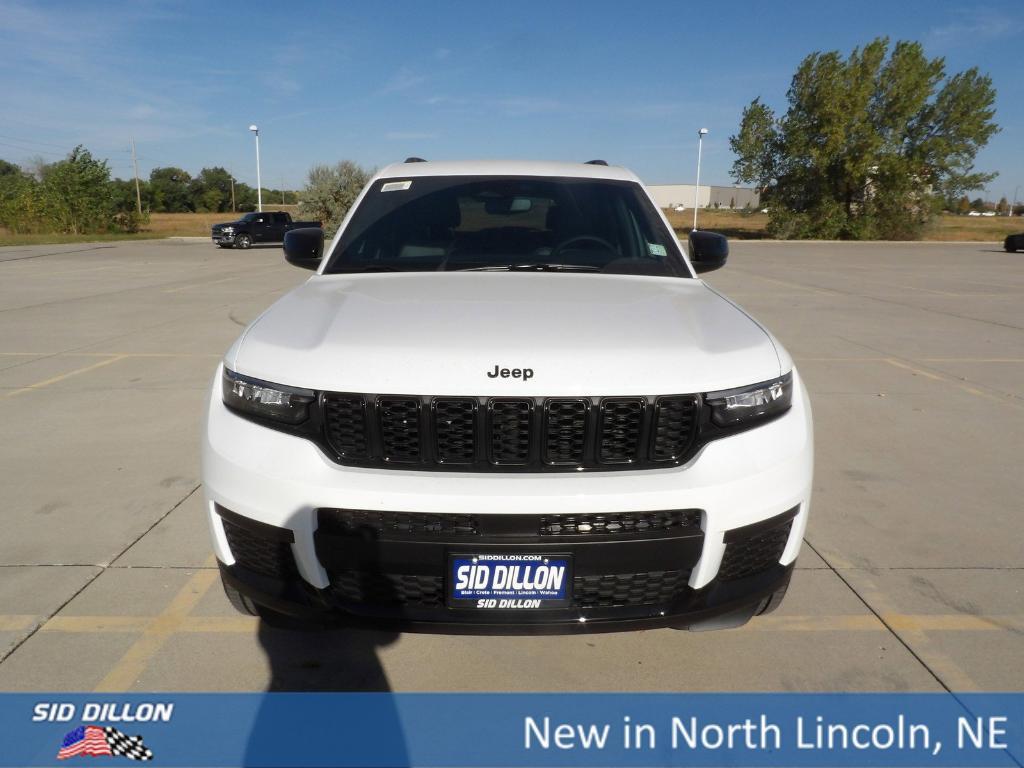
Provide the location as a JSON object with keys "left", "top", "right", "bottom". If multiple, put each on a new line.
{"left": 249, "top": 125, "right": 262, "bottom": 213}
{"left": 693, "top": 128, "right": 708, "bottom": 231}
{"left": 1012, "top": 185, "right": 1020, "bottom": 217}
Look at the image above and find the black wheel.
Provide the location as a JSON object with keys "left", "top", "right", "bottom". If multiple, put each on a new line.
{"left": 235, "top": 234, "right": 252, "bottom": 249}
{"left": 222, "top": 575, "right": 259, "bottom": 616}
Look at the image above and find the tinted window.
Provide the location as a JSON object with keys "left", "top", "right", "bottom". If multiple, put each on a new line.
{"left": 323, "top": 176, "right": 689, "bottom": 276}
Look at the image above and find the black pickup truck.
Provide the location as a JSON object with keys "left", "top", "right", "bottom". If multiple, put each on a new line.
{"left": 211, "top": 211, "right": 321, "bottom": 249}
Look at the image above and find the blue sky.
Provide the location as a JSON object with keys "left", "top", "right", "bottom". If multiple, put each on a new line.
{"left": 1, "top": 0, "right": 1020, "bottom": 200}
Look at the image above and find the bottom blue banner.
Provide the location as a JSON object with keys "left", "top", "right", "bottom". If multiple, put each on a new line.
{"left": 2, "top": 693, "right": 1023, "bottom": 767}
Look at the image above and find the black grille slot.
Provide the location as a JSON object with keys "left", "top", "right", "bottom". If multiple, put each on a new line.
{"left": 544, "top": 399, "right": 588, "bottom": 464}
{"left": 379, "top": 398, "right": 421, "bottom": 462}
{"left": 651, "top": 396, "right": 699, "bottom": 461}
{"left": 328, "top": 571, "right": 445, "bottom": 607}
{"left": 323, "top": 395, "right": 368, "bottom": 458}
{"left": 719, "top": 519, "right": 793, "bottom": 581}
{"left": 433, "top": 399, "right": 476, "bottom": 464}
{"left": 318, "top": 509, "right": 480, "bottom": 538}
{"left": 573, "top": 570, "right": 690, "bottom": 608}
{"left": 222, "top": 520, "right": 298, "bottom": 581}
{"left": 539, "top": 510, "right": 701, "bottom": 536}
{"left": 319, "top": 393, "right": 709, "bottom": 471}
{"left": 490, "top": 400, "right": 532, "bottom": 464}
{"left": 599, "top": 399, "right": 644, "bottom": 463}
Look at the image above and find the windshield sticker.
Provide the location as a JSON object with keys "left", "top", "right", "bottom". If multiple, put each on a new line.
{"left": 381, "top": 180, "right": 412, "bottom": 192}
{"left": 648, "top": 243, "right": 667, "bottom": 256}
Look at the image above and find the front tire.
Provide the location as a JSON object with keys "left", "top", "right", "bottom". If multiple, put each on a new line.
{"left": 235, "top": 234, "right": 252, "bottom": 250}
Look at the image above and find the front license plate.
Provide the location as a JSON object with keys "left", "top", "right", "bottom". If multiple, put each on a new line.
{"left": 448, "top": 553, "right": 572, "bottom": 609}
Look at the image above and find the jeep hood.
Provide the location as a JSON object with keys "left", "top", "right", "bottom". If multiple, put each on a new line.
{"left": 229, "top": 272, "right": 785, "bottom": 396}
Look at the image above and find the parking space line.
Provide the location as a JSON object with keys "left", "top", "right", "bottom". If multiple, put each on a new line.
{"left": 2, "top": 355, "right": 127, "bottom": 398}
{"left": 0, "top": 615, "right": 37, "bottom": 631}
{"left": 7, "top": 611, "right": 1021, "bottom": 636}
{"left": 819, "top": 547, "right": 981, "bottom": 692}
{"left": 885, "top": 358, "right": 1024, "bottom": 410}
{"left": 42, "top": 616, "right": 151, "bottom": 633}
{"left": 93, "top": 560, "right": 219, "bottom": 693}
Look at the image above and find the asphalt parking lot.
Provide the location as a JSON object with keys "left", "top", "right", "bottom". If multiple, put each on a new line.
{"left": 0, "top": 238, "right": 1021, "bottom": 693}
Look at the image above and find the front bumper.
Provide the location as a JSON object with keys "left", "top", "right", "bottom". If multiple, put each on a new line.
{"left": 211, "top": 232, "right": 235, "bottom": 244}
{"left": 202, "top": 367, "right": 813, "bottom": 631}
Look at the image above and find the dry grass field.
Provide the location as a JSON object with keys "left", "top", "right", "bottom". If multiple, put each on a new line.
{"left": 665, "top": 209, "right": 1022, "bottom": 242}
{"left": 1, "top": 207, "right": 1018, "bottom": 246}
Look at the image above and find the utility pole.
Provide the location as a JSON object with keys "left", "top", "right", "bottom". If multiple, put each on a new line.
{"left": 230, "top": 176, "right": 236, "bottom": 213}
{"left": 130, "top": 138, "right": 142, "bottom": 215}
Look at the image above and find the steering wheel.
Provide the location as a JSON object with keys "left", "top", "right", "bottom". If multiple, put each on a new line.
{"left": 550, "top": 234, "right": 616, "bottom": 258}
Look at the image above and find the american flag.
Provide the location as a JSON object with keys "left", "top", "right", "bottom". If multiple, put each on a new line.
{"left": 57, "top": 725, "right": 154, "bottom": 761}
{"left": 57, "top": 726, "right": 111, "bottom": 759}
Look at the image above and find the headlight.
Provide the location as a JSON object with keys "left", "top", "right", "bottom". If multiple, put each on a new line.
{"left": 222, "top": 226, "right": 234, "bottom": 234}
{"left": 222, "top": 368, "right": 314, "bottom": 425}
{"left": 706, "top": 372, "right": 792, "bottom": 427}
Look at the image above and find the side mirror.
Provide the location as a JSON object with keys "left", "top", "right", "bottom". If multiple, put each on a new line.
{"left": 283, "top": 228, "right": 324, "bottom": 270}
{"left": 688, "top": 230, "right": 728, "bottom": 274}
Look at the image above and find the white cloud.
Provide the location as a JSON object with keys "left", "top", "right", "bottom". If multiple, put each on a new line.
{"left": 927, "top": 10, "right": 1023, "bottom": 47}
{"left": 381, "top": 66, "right": 428, "bottom": 93}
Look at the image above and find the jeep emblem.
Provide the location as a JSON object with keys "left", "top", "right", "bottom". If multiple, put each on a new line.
{"left": 487, "top": 364, "right": 534, "bottom": 381}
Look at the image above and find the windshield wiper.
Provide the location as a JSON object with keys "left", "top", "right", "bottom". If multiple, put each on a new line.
{"left": 458, "top": 263, "right": 602, "bottom": 273}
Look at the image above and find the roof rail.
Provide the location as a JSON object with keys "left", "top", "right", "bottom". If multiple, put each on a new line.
{"left": 404, "top": 157, "right": 427, "bottom": 163}
{"left": 584, "top": 159, "right": 608, "bottom": 166}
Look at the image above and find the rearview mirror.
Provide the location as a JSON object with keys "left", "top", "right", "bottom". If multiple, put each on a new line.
{"left": 283, "top": 228, "right": 324, "bottom": 270}
{"left": 483, "top": 197, "right": 533, "bottom": 215}
{"left": 688, "top": 230, "right": 728, "bottom": 274}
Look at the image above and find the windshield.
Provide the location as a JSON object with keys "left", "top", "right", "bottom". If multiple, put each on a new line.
{"left": 323, "top": 176, "right": 690, "bottom": 276}
{"left": 240, "top": 213, "right": 258, "bottom": 222}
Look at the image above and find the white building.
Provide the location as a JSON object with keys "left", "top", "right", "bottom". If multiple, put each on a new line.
{"left": 647, "top": 184, "right": 760, "bottom": 210}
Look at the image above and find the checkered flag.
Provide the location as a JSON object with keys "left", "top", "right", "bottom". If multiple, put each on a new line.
{"left": 104, "top": 727, "right": 154, "bottom": 761}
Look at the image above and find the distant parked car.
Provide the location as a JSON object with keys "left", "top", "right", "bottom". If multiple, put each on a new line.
{"left": 672, "top": 205, "right": 686, "bottom": 212}
{"left": 211, "top": 211, "right": 322, "bottom": 249}
{"left": 1004, "top": 233, "right": 1024, "bottom": 253}
{"left": 967, "top": 211, "right": 982, "bottom": 217}
{"left": 981, "top": 211, "right": 997, "bottom": 217}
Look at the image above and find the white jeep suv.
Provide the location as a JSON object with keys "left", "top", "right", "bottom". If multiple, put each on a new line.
{"left": 202, "top": 159, "right": 813, "bottom": 632}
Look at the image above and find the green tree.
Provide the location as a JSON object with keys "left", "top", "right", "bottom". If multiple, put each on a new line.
{"left": 299, "top": 160, "right": 372, "bottom": 232}
{"left": 729, "top": 38, "right": 999, "bottom": 239}
{"left": 729, "top": 98, "right": 778, "bottom": 196}
{"left": 0, "top": 160, "right": 43, "bottom": 233}
{"left": 188, "top": 167, "right": 237, "bottom": 212}
{"left": 956, "top": 195, "right": 971, "bottom": 214}
{"left": 38, "top": 146, "right": 116, "bottom": 234}
{"left": 996, "top": 196, "right": 1009, "bottom": 214}
{"left": 149, "top": 167, "right": 193, "bottom": 212}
